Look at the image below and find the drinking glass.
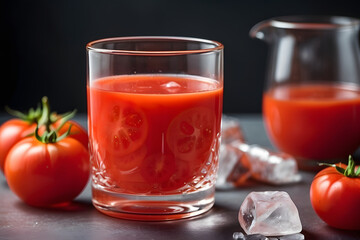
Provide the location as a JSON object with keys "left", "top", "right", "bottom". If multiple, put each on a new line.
{"left": 250, "top": 16, "right": 360, "bottom": 170}
{"left": 86, "top": 36, "right": 223, "bottom": 220}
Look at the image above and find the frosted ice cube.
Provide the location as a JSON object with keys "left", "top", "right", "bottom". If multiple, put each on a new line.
{"left": 216, "top": 144, "right": 251, "bottom": 189}
{"left": 221, "top": 116, "right": 246, "bottom": 144}
{"left": 220, "top": 116, "right": 300, "bottom": 186}
{"left": 277, "top": 233, "right": 305, "bottom": 240}
{"left": 238, "top": 191, "right": 302, "bottom": 236}
{"left": 231, "top": 142, "right": 301, "bottom": 185}
{"left": 233, "top": 232, "right": 269, "bottom": 240}
{"left": 233, "top": 232, "right": 305, "bottom": 240}
{"left": 216, "top": 145, "right": 241, "bottom": 189}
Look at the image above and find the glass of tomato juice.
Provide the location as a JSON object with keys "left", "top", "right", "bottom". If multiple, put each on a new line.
{"left": 86, "top": 37, "right": 223, "bottom": 220}
{"left": 250, "top": 16, "right": 360, "bottom": 170}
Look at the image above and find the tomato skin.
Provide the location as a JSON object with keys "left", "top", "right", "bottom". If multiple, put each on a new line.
{"left": 4, "top": 137, "right": 90, "bottom": 207}
{"left": 310, "top": 165, "right": 360, "bottom": 230}
{"left": 0, "top": 119, "right": 36, "bottom": 172}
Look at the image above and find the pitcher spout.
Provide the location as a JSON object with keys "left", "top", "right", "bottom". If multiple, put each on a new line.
{"left": 249, "top": 19, "right": 273, "bottom": 42}
{"left": 251, "top": 15, "right": 360, "bottom": 42}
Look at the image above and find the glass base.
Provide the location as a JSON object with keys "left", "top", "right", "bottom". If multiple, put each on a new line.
{"left": 92, "top": 184, "right": 215, "bottom": 221}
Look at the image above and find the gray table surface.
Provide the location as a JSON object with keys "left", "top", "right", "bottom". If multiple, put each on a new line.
{"left": 1, "top": 114, "right": 359, "bottom": 240}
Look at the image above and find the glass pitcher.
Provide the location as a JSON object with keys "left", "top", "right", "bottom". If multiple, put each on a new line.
{"left": 250, "top": 16, "right": 360, "bottom": 170}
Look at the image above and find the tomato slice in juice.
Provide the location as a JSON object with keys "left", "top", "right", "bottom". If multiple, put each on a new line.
{"left": 140, "top": 153, "right": 177, "bottom": 186}
{"left": 160, "top": 159, "right": 194, "bottom": 192}
{"left": 166, "top": 107, "right": 216, "bottom": 162}
{"left": 94, "top": 104, "right": 149, "bottom": 177}
{"left": 102, "top": 104, "right": 148, "bottom": 157}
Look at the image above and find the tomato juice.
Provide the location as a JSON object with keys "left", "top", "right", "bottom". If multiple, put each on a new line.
{"left": 88, "top": 74, "right": 223, "bottom": 195}
{"left": 263, "top": 83, "right": 360, "bottom": 164}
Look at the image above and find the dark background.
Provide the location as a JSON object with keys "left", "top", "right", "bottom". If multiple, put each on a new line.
{"left": 1, "top": 0, "right": 359, "bottom": 115}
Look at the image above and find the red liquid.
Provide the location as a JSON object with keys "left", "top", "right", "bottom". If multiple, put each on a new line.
{"left": 88, "top": 74, "right": 223, "bottom": 195}
{"left": 263, "top": 83, "right": 360, "bottom": 162}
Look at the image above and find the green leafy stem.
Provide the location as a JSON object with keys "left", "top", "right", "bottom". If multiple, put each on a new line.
{"left": 320, "top": 155, "right": 360, "bottom": 178}
{"left": 6, "top": 96, "right": 77, "bottom": 144}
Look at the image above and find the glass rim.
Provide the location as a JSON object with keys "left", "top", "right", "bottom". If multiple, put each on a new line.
{"left": 86, "top": 36, "right": 224, "bottom": 56}
{"left": 267, "top": 15, "right": 360, "bottom": 30}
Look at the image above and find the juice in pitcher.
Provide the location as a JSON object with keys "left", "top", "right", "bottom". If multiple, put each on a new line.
{"left": 251, "top": 16, "right": 360, "bottom": 169}
{"left": 263, "top": 83, "right": 360, "bottom": 165}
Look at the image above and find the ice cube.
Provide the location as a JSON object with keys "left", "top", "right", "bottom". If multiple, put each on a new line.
{"left": 219, "top": 116, "right": 300, "bottom": 187}
{"left": 233, "top": 232, "right": 269, "bottom": 240}
{"left": 216, "top": 144, "right": 241, "bottom": 189}
{"left": 161, "top": 81, "right": 181, "bottom": 88}
{"left": 233, "top": 232, "right": 305, "bottom": 240}
{"left": 216, "top": 144, "right": 251, "bottom": 189}
{"left": 238, "top": 191, "right": 302, "bottom": 236}
{"left": 277, "top": 233, "right": 305, "bottom": 240}
{"left": 230, "top": 141, "right": 301, "bottom": 185}
{"left": 221, "top": 116, "right": 246, "bottom": 144}
{"left": 160, "top": 81, "right": 181, "bottom": 93}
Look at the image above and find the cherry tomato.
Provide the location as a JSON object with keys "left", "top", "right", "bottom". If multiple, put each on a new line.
{"left": 310, "top": 157, "right": 360, "bottom": 230}
{"left": 4, "top": 135, "right": 89, "bottom": 207}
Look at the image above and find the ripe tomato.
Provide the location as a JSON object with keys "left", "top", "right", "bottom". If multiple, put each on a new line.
{"left": 0, "top": 119, "right": 37, "bottom": 172}
{"left": 0, "top": 96, "right": 88, "bottom": 173}
{"left": 310, "top": 157, "right": 360, "bottom": 230}
{"left": 0, "top": 118, "right": 88, "bottom": 173}
{"left": 4, "top": 135, "right": 89, "bottom": 207}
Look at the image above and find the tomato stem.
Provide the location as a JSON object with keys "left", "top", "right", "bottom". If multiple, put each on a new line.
{"left": 57, "top": 124, "right": 73, "bottom": 142}
{"left": 37, "top": 96, "right": 52, "bottom": 132}
{"left": 5, "top": 97, "right": 77, "bottom": 132}
{"left": 344, "top": 155, "right": 358, "bottom": 177}
{"left": 55, "top": 110, "right": 77, "bottom": 132}
{"left": 6, "top": 96, "right": 78, "bottom": 143}
{"left": 35, "top": 124, "right": 73, "bottom": 144}
{"left": 5, "top": 104, "right": 42, "bottom": 123}
{"left": 320, "top": 155, "right": 360, "bottom": 178}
